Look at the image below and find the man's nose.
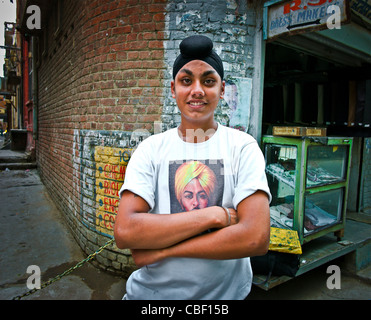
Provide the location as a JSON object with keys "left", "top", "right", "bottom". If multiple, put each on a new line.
{"left": 191, "top": 80, "right": 205, "bottom": 97}
{"left": 192, "top": 197, "right": 199, "bottom": 208}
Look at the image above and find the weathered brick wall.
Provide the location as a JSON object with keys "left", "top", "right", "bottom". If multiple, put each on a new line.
{"left": 37, "top": 0, "right": 166, "bottom": 275}
{"left": 162, "top": 0, "right": 257, "bottom": 131}
{"left": 37, "top": 0, "right": 83, "bottom": 257}
{"left": 36, "top": 0, "right": 262, "bottom": 274}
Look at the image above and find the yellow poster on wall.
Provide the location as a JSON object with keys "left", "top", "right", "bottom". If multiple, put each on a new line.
{"left": 94, "top": 146, "right": 133, "bottom": 236}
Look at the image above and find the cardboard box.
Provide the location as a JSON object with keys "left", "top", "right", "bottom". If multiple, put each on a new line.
{"left": 273, "top": 126, "right": 327, "bottom": 137}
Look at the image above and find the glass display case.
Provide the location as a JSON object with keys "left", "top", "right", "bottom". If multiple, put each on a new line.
{"left": 262, "top": 136, "right": 353, "bottom": 244}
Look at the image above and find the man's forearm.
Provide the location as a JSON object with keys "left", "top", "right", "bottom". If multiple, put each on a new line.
{"left": 131, "top": 222, "right": 268, "bottom": 267}
{"left": 115, "top": 205, "right": 229, "bottom": 250}
{"left": 130, "top": 191, "right": 270, "bottom": 267}
{"left": 164, "top": 222, "right": 268, "bottom": 260}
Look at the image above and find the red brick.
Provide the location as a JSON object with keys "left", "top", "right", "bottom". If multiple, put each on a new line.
{"left": 153, "top": 13, "right": 166, "bottom": 22}
{"left": 36, "top": 0, "right": 166, "bottom": 273}
{"left": 148, "top": 4, "right": 166, "bottom": 13}
{"left": 148, "top": 40, "right": 163, "bottom": 49}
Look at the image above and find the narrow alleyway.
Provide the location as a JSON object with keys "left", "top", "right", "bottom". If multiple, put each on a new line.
{"left": 0, "top": 136, "right": 369, "bottom": 300}
{"left": 0, "top": 148, "right": 126, "bottom": 299}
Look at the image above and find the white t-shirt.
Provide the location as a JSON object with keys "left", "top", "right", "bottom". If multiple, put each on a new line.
{"left": 119, "top": 123, "right": 271, "bottom": 300}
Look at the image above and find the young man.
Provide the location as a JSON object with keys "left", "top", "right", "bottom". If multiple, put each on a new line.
{"left": 114, "top": 35, "right": 271, "bottom": 300}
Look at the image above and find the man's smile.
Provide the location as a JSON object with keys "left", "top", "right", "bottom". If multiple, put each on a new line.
{"left": 187, "top": 100, "right": 207, "bottom": 109}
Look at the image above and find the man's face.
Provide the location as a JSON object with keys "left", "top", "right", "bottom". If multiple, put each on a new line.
{"left": 171, "top": 60, "right": 225, "bottom": 127}
{"left": 180, "top": 178, "right": 209, "bottom": 211}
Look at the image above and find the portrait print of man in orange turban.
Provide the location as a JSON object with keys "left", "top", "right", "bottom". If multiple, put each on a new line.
{"left": 169, "top": 160, "right": 223, "bottom": 214}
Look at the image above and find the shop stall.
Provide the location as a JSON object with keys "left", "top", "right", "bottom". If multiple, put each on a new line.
{"left": 253, "top": 0, "right": 370, "bottom": 290}
{"left": 263, "top": 133, "right": 352, "bottom": 244}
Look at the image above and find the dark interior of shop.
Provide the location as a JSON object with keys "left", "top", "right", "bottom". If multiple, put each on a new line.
{"left": 262, "top": 42, "right": 371, "bottom": 137}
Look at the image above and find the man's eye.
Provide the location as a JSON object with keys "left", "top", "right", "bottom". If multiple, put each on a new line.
{"left": 204, "top": 79, "right": 216, "bottom": 85}
{"left": 198, "top": 193, "right": 208, "bottom": 200}
{"left": 181, "top": 78, "right": 191, "bottom": 85}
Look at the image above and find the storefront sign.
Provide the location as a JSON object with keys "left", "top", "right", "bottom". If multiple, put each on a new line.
{"left": 264, "top": 0, "right": 350, "bottom": 40}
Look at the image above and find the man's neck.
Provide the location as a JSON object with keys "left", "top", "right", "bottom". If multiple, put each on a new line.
{"left": 178, "top": 120, "right": 218, "bottom": 143}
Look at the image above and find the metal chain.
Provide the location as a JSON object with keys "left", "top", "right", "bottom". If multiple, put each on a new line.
{"left": 12, "top": 238, "right": 115, "bottom": 300}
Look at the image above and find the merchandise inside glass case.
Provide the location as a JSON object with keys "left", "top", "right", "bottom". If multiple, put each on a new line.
{"left": 303, "top": 188, "right": 344, "bottom": 235}
{"left": 265, "top": 144, "right": 298, "bottom": 230}
{"left": 266, "top": 145, "right": 297, "bottom": 189}
{"left": 306, "top": 145, "right": 348, "bottom": 187}
{"left": 263, "top": 136, "right": 352, "bottom": 243}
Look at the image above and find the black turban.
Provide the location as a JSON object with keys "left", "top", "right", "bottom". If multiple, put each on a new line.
{"left": 172, "top": 35, "right": 224, "bottom": 80}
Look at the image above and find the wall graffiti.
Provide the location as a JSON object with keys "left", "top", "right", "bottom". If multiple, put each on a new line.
{"left": 224, "top": 77, "right": 252, "bottom": 132}
{"left": 95, "top": 146, "right": 131, "bottom": 236}
{"left": 73, "top": 129, "right": 149, "bottom": 237}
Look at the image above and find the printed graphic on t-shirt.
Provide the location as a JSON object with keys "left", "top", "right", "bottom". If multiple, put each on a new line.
{"left": 168, "top": 160, "right": 224, "bottom": 214}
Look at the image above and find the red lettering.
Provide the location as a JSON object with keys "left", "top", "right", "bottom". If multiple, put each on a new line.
{"left": 104, "top": 164, "right": 111, "bottom": 178}
{"left": 308, "top": 0, "right": 327, "bottom": 6}
{"left": 283, "top": 0, "right": 302, "bottom": 14}
{"left": 103, "top": 213, "right": 115, "bottom": 229}
{"left": 103, "top": 180, "right": 119, "bottom": 197}
{"left": 109, "top": 198, "right": 118, "bottom": 206}
{"left": 103, "top": 197, "right": 119, "bottom": 213}
{"left": 103, "top": 164, "right": 125, "bottom": 180}
{"left": 119, "top": 165, "right": 126, "bottom": 178}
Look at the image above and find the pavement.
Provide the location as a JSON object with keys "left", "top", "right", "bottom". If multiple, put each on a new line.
{"left": 0, "top": 170, "right": 127, "bottom": 300}
{"left": 0, "top": 136, "right": 370, "bottom": 301}
{"left": 0, "top": 135, "right": 127, "bottom": 300}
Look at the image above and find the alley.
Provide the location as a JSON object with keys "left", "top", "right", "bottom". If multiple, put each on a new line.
{"left": 0, "top": 163, "right": 369, "bottom": 300}
{"left": 0, "top": 164, "right": 126, "bottom": 300}
{"left": 1, "top": 0, "right": 370, "bottom": 305}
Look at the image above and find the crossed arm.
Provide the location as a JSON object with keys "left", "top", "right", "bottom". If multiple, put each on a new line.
{"left": 114, "top": 190, "right": 270, "bottom": 268}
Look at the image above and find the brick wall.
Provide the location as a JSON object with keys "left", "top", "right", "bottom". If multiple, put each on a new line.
{"left": 162, "top": 0, "right": 258, "bottom": 131}
{"left": 37, "top": 0, "right": 167, "bottom": 275}
{"left": 36, "top": 0, "right": 263, "bottom": 274}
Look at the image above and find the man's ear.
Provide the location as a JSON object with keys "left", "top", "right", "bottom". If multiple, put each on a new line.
{"left": 171, "top": 80, "right": 176, "bottom": 98}
{"left": 220, "top": 80, "right": 225, "bottom": 99}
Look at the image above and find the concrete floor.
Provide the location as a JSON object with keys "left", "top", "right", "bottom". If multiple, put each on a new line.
{"left": 0, "top": 165, "right": 369, "bottom": 300}
{"left": 247, "top": 259, "right": 371, "bottom": 300}
{"left": 0, "top": 168, "right": 126, "bottom": 300}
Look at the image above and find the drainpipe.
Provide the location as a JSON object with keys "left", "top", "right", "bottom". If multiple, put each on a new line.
{"left": 31, "top": 36, "right": 38, "bottom": 140}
